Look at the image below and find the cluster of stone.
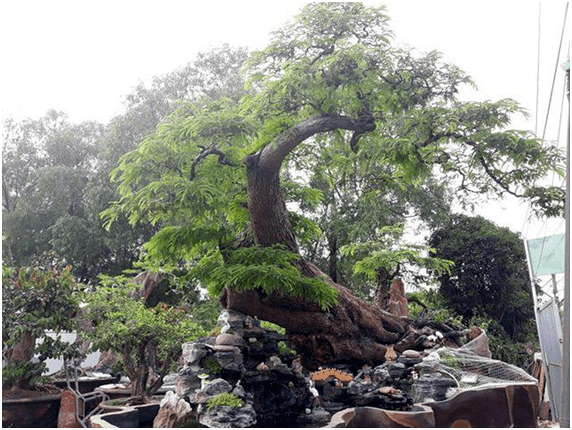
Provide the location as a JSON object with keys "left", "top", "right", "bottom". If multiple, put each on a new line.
{"left": 154, "top": 310, "right": 315, "bottom": 428}
{"left": 153, "top": 311, "right": 476, "bottom": 428}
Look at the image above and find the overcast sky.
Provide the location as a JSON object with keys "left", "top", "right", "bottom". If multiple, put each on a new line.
{"left": 0, "top": 1, "right": 569, "bottom": 239}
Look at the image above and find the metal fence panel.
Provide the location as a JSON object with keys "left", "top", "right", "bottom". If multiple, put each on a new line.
{"left": 537, "top": 298, "right": 564, "bottom": 421}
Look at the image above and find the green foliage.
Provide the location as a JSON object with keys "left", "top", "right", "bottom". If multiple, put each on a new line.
{"left": 206, "top": 392, "right": 245, "bottom": 411}
{"left": 83, "top": 275, "right": 208, "bottom": 397}
{"left": 259, "top": 320, "right": 286, "bottom": 335}
{"left": 429, "top": 214, "right": 536, "bottom": 342}
{"left": 202, "top": 356, "right": 222, "bottom": 375}
{"left": 341, "top": 224, "right": 453, "bottom": 284}
{"left": 191, "top": 245, "right": 338, "bottom": 311}
{"left": 439, "top": 351, "right": 463, "bottom": 370}
{"left": 469, "top": 316, "right": 537, "bottom": 370}
{"left": 278, "top": 341, "right": 296, "bottom": 356}
{"left": 2, "top": 263, "right": 83, "bottom": 389}
{"left": 407, "top": 288, "right": 461, "bottom": 324}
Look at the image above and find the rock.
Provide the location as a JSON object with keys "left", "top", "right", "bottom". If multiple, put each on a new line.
{"left": 175, "top": 367, "right": 202, "bottom": 398}
{"left": 378, "top": 386, "right": 401, "bottom": 395}
{"left": 387, "top": 362, "right": 407, "bottom": 378}
{"left": 458, "top": 327, "right": 492, "bottom": 358}
{"left": 402, "top": 349, "right": 421, "bottom": 358}
{"left": 372, "top": 366, "right": 390, "bottom": 385}
{"left": 231, "top": 382, "right": 246, "bottom": 399}
{"left": 181, "top": 342, "right": 207, "bottom": 370}
{"left": 199, "top": 404, "right": 257, "bottom": 428}
{"left": 327, "top": 405, "right": 435, "bottom": 428}
{"left": 411, "top": 373, "right": 458, "bottom": 403}
{"left": 421, "top": 383, "right": 539, "bottom": 428}
{"left": 397, "top": 355, "right": 423, "bottom": 366}
{"left": 153, "top": 391, "right": 194, "bottom": 428}
{"left": 296, "top": 407, "right": 331, "bottom": 427}
{"left": 256, "top": 362, "right": 269, "bottom": 372}
{"left": 202, "top": 378, "right": 232, "bottom": 397}
{"left": 218, "top": 309, "right": 248, "bottom": 331}
{"left": 387, "top": 278, "right": 410, "bottom": 317}
{"left": 215, "top": 333, "right": 243, "bottom": 347}
{"left": 213, "top": 348, "right": 243, "bottom": 370}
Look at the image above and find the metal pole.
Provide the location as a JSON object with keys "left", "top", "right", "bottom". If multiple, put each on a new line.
{"left": 552, "top": 273, "right": 560, "bottom": 304}
{"left": 560, "top": 60, "right": 570, "bottom": 429}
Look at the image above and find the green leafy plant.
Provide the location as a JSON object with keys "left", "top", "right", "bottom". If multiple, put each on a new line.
{"left": 202, "top": 356, "right": 222, "bottom": 375}
{"left": 206, "top": 392, "right": 245, "bottom": 411}
{"left": 439, "top": 351, "right": 463, "bottom": 370}
{"left": 83, "top": 275, "right": 208, "bottom": 399}
{"left": 2, "top": 264, "right": 83, "bottom": 390}
{"left": 192, "top": 245, "right": 339, "bottom": 311}
{"left": 259, "top": 320, "right": 286, "bottom": 334}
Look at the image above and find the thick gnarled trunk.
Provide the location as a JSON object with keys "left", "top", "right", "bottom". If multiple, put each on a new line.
{"left": 221, "top": 116, "right": 415, "bottom": 368}
{"left": 221, "top": 264, "right": 410, "bottom": 369}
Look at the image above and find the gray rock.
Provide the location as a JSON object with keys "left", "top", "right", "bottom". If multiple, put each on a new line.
{"left": 214, "top": 348, "right": 243, "bottom": 369}
{"left": 181, "top": 342, "right": 206, "bottom": 370}
{"left": 402, "top": 349, "right": 421, "bottom": 358}
{"left": 199, "top": 404, "right": 257, "bottom": 428}
{"left": 175, "top": 371, "right": 201, "bottom": 398}
{"left": 296, "top": 407, "right": 331, "bottom": 427}
{"left": 203, "top": 378, "right": 232, "bottom": 397}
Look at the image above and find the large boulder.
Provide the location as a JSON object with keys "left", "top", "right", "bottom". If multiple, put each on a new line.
{"left": 328, "top": 405, "right": 435, "bottom": 428}
{"left": 153, "top": 391, "right": 195, "bottom": 428}
{"left": 422, "top": 382, "right": 539, "bottom": 428}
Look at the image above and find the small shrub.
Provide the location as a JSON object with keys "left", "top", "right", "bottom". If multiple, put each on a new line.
{"left": 202, "top": 355, "right": 222, "bottom": 375}
{"left": 260, "top": 320, "right": 286, "bottom": 334}
{"left": 206, "top": 392, "right": 244, "bottom": 411}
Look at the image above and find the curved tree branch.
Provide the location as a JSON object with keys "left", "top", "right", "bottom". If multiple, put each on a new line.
{"left": 257, "top": 114, "right": 376, "bottom": 173}
{"left": 190, "top": 146, "right": 235, "bottom": 180}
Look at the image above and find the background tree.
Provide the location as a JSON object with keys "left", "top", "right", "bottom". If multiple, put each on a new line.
{"left": 2, "top": 111, "right": 105, "bottom": 280}
{"left": 428, "top": 214, "right": 537, "bottom": 341}
{"left": 104, "top": 4, "right": 566, "bottom": 367}
{"left": 2, "top": 45, "right": 249, "bottom": 284}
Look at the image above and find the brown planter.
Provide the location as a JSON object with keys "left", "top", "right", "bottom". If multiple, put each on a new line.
{"left": 2, "top": 393, "right": 62, "bottom": 428}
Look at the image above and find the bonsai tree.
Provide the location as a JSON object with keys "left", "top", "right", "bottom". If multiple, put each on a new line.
{"left": 2, "top": 263, "right": 82, "bottom": 391}
{"left": 83, "top": 275, "right": 208, "bottom": 402}
{"left": 105, "top": 3, "right": 564, "bottom": 367}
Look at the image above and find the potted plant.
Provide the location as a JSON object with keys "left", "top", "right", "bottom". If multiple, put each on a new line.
{"left": 83, "top": 274, "right": 208, "bottom": 406}
{"left": 2, "top": 263, "right": 83, "bottom": 427}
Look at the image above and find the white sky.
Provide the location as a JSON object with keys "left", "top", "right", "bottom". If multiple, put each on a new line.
{"left": 0, "top": 1, "right": 569, "bottom": 258}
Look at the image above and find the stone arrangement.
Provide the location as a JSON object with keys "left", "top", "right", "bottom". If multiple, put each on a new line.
{"left": 155, "top": 309, "right": 314, "bottom": 427}
{"left": 152, "top": 309, "right": 539, "bottom": 428}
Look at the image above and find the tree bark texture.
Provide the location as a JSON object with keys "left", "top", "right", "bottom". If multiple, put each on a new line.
{"left": 221, "top": 115, "right": 421, "bottom": 368}
{"left": 221, "top": 262, "right": 409, "bottom": 369}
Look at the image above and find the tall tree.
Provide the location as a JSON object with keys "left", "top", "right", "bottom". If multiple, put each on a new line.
{"left": 107, "top": 3, "right": 563, "bottom": 367}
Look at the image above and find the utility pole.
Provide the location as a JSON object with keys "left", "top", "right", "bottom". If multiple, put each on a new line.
{"left": 561, "top": 58, "right": 570, "bottom": 429}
